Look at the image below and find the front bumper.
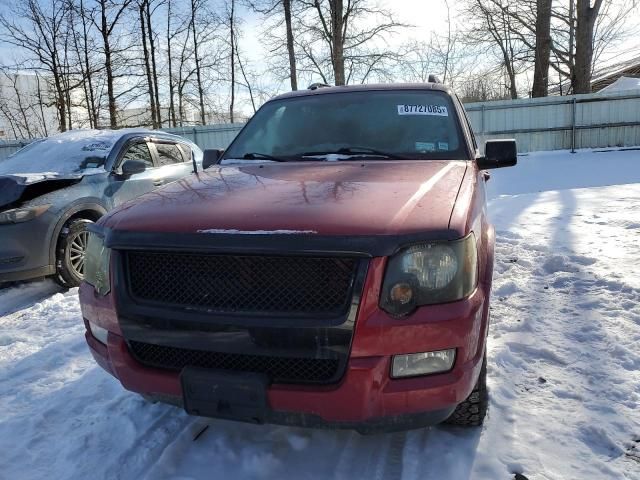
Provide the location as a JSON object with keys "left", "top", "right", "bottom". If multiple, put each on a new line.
{"left": 0, "top": 214, "right": 55, "bottom": 282}
{"left": 81, "top": 254, "right": 489, "bottom": 433}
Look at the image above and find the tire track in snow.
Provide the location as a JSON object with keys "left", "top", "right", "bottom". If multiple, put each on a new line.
{"left": 112, "top": 406, "right": 195, "bottom": 480}
{"left": 333, "top": 431, "right": 405, "bottom": 480}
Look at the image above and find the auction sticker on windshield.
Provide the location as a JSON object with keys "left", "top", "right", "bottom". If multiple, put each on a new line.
{"left": 397, "top": 104, "right": 448, "bottom": 116}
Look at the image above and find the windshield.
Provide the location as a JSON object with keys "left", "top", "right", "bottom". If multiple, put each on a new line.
{"left": 0, "top": 130, "right": 117, "bottom": 176}
{"left": 223, "top": 90, "right": 468, "bottom": 161}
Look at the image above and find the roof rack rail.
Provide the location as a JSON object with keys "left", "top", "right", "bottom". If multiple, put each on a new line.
{"left": 428, "top": 74, "right": 442, "bottom": 84}
{"left": 308, "top": 82, "right": 331, "bottom": 90}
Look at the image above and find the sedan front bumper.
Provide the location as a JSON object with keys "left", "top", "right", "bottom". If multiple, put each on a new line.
{"left": 0, "top": 214, "right": 55, "bottom": 282}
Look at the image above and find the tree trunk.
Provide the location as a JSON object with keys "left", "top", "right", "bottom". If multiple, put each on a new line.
{"left": 506, "top": 63, "right": 518, "bottom": 99}
{"left": 532, "top": 0, "right": 552, "bottom": 97}
{"left": 190, "top": 0, "right": 206, "bottom": 125}
{"left": 167, "top": 0, "right": 177, "bottom": 127}
{"left": 100, "top": 0, "right": 118, "bottom": 128}
{"left": 229, "top": 0, "right": 235, "bottom": 123}
{"left": 80, "top": 0, "right": 98, "bottom": 128}
{"left": 283, "top": 0, "right": 297, "bottom": 90}
{"left": 573, "top": 0, "right": 602, "bottom": 94}
{"left": 140, "top": 1, "right": 158, "bottom": 128}
{"left": 52, "top": 63, "right": 67, "bottom": 132}
{"left": 146, "top": 1, "right": 162, "bottom": 127}
{"left": 330, "top": 0, "right": 345, "bottom": 85}
{"left": 35, "top": 73, "right": 49, "bottom": 136}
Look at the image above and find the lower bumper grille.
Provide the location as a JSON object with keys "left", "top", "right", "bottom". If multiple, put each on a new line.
{"left": 128, "top": 340, "right": 341, "bottom": 384}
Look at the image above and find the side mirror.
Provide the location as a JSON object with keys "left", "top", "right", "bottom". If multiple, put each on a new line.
{"left": 477, "top": 139, "right": 517, "bottom": 170}
{"left": 203, "top": 149, "right": 224, "bottom": 169}
{"left": 121, "top": 159, "right": 148, "bottom": 176}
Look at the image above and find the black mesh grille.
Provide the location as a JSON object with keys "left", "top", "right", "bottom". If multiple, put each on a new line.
{"left": 128, "top": 341, "right": 340, "bottom": 384}
{"left": 125, "top": 251, "right": 358, "bottom": 316}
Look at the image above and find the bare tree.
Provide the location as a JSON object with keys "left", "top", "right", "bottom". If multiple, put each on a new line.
{"left": 228, "top": 0, "right": 236, "bottom": 123}
{"left": 92, "top": 0, "right": 134, "bottom": 128}
{"left": 483, "top": 0, "right": 638, "bottom": 95}
{"left": 69, "top": 0, "right": 101, "bottom": 128}
{"left": 0, "top": 67, "right": 55, "bottom": 138}
{"left": 166, "top": 0, "right": 191, "bottom": 127}
{"left": 456, "top": 70, "right": 513, "bottom": 102}
{"left": 0, "top": 0, "right": 78, "bottom": 131}
{"left": 461, "top": 0, "right": 528, "bottom": 98}
{"left": 189, "top": 0, "right": 207, "bottom": 124}
{"left": 139, "top": 0, "right": 158, "bottom": 127}
{"left": 145, "top": 0, "right": 162, "bottom": 126}
{"left": 247, "top": 0, "right": 299, "bottom": 91}
{"left": 296, "top": 0, "right": 404, "bottom": 85}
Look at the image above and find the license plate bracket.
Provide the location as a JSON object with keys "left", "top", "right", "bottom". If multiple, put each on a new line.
{"left": 180, "top": 367, "right": 269, "bottom": 424}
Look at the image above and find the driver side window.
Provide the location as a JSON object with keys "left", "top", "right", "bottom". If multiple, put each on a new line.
{"left": 121, "top": 142, "right": 154, "bottom": 168}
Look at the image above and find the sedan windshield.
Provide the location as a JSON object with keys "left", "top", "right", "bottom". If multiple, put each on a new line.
{"left": 0, "top": 130, "right": 116, "bottom": 176}
{"left": 223, "top": 90, "right": 468, "bottom": 161}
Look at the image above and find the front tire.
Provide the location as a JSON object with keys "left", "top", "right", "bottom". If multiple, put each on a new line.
{"left": 444, "top": 354, "right": 488, "bottom": 427}
{"left": 54, "top": 218, "right": 93, "bottom": 288}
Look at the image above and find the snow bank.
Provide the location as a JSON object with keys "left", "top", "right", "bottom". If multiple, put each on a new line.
{"left": 487, "top": 147, "right": 640, "bottom": 199}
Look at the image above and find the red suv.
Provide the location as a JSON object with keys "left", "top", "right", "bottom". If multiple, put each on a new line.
{"left": 79, "top": 83, "right": 516, "bottom": 433}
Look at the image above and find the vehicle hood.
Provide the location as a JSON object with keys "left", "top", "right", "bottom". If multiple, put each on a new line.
{"left": 0, "top": 173, "right": 87, "bottom": 211}
{"left": 102, "top": 160, "right": 468, "bottom": 236}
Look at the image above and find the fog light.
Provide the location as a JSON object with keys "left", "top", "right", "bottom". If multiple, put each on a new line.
{"left": 89, "top": 322, "right": 109, "bottom": 345}
{"left": 391, "top": 349, "right": 456, "bottom": 378}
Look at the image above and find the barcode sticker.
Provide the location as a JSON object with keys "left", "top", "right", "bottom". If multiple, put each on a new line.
{"left": 397, "top": 104, "right": 448, "bottom": 116}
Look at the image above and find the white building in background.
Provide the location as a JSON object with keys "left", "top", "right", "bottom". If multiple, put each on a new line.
{"left": 0, "top": 72, "right": 58, "bottom": 140}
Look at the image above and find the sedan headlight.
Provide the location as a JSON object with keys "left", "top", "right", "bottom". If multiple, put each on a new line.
{"left": 84, "top": 230, "right": 111, "bottom": 295}
{"left": 0, "top": 204, "right": 51, "bottom": 224}
{"left": 380, "top": 233, "right": 478, "bottom": 316}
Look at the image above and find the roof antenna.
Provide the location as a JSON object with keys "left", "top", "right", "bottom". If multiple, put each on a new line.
{"left": 191, "top": 148, "right": 198, "bottom": 174}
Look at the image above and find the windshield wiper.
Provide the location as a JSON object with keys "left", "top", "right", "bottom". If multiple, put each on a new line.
{"left": 301, "top": 147, "right": 402, "bottom": 160}
{"left": 242, "top": 152, "right": 290, "bottom": 162}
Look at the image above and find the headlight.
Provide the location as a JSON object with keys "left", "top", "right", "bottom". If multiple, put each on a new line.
{"left": 380, "top": 233, "right": 478, "bottom": 316}
{"left": 84, "top": 230, "right": 111, "bottom": 295}
{"left": 0, "top": 204, "right": 51, "bottom": 224}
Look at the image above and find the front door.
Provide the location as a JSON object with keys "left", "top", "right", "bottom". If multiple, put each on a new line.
{"left": 148, "top": 141, "right": 194, "bottom": 187}
{"left": 106, "top": 140, "right": 159, "bottom": 208}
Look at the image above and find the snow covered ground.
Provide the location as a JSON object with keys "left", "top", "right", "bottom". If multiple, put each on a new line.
{"left": 1, "top": 148, "right": 639, "bottom": 480}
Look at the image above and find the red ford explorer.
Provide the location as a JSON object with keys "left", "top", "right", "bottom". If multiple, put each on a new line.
{"left": 79, "top": 83, "right": 516, "bottom": 433}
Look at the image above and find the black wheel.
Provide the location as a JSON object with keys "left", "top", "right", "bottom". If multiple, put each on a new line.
{"left": 54, "top": 218, "right": 93, "bottom": 288}
{"left": 444, "top": 353, "right": 488, "bottom": 427}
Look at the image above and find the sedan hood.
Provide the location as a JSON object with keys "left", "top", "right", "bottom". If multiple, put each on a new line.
{"left": 102, "top": 161, "right": 468, "bottom": 236}
{"left": 0, "top": 173, "right": 84, "bottom": 211}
